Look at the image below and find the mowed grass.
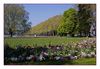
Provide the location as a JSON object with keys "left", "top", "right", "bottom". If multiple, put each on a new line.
{"left": 30, "top": 58, "right": 96, "bottom": 65}
{"left": 34, "top": 58, "right": 96, "bottom": 65}
{"left": 4, "top": 37, "right": 87, "bottom": 48}
{"left": 7, "top": 58, "right": 96, "bottom": 65}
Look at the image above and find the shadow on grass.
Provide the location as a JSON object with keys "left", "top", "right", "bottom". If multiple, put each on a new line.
{"left": 5, "top": 58, "right": 96, "bottom": 65}
{"left": 5, "top": 60, "right": 74, "bottom": 65}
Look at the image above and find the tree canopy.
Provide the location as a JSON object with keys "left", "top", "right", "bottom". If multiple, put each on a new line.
{"left": 77, "top": 4, "right": 96, "bottom": 36}
{"left": 57, "top": 8, "right": 78, "bottom": 36}
{"left": 57, "top": 4, "right": 96, "bottom": 37}
{"left": 4, "top": 4, "right": 31, "bottom": 37}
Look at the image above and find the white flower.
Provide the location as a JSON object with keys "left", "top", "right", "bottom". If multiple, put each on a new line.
{"left": 26, "top": 55, "right": 34, "bottom": 60}
{"left": 81, "top": 52, "right": 87, "bottom": 57}
{"left": 74, "top": 56, "right": 78, "bottom": 59}
{"left": 39, "top": 54, "right": 45, "bottom": 61}
{"left": 55, "top": 56, "right": 61, "bottom": 60}
{"left": 87, "top": 54, "right": 92, "bottom": 58}
{"left": 11, "top": 57, "right": 18, "bottom": 61}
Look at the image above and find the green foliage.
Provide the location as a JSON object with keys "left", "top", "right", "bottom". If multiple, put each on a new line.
{"left": 4, "top": 4, "right": 31, "bottom": 37}
{"left": 77, "top": 4, "right": 96, "bottom": 36}
{"left": 57, "top": 8, "right": 78, "bottom": 36}
{"left": 57, "top": 5, "right": 96, "bottom": 37}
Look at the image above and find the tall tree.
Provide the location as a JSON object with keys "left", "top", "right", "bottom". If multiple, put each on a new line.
{"left": 77, "top": 4, "right": 96, "bottom": 36}
{"left": 4, "top": 4, "right": 31, "bottom": 37}
{"left": 57, "top": 8, "right": 78, "bottom": 36}
{"left": 89, "top": 4, "right": 96, "bottom": 36}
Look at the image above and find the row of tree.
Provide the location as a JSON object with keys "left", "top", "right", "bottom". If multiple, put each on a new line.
{"left": 4, "top": 4, "right": 96, "bottom": 37}
{"left": 57, "top": 4, "right": 96, "bottom": 37}
{"left": 4, "top": 4, "right": 31, "bottom": 37}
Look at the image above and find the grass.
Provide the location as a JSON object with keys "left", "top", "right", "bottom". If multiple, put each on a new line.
{"left": 4, "top": 37, "right": 87, "bottom": 48}
{"left": 71, "top": 58, "right": 96, "bottom": 65}
{"left": 31, "top": 58, "right": 96, "bottom": 65}
{"left": 6, "top": 58, "right": 96, "bottom": 65}
{"left": 33, "top": 58, "right": 96, "bottom": 65}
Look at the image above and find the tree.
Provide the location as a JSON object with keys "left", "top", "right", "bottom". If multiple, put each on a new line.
{"left": 89, "top": 4, "right": 96, "bottom": 36}
{"left": 57, "top": 8, "right": 78, "bottom": 36}
{"left": 77, "top": 4, "right": 96, "bottom": 37}
{"left": 4, "top": 4, "right": 31, "bottom": 37}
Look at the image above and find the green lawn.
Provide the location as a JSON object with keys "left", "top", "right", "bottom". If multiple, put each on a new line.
{"left": 31, "top": 58, "right": 96, "bottom": 65}
{"left": 71, "top": 58, "right": 96, "bottom": 65}
{"left": 4, "top": 37, "right": 86, "bottom": 48}
{"left": 6, "top": 58, "right": 96, "bottom": 65}
{"left": 35, "top": 58, "right": 96, "bottom": 65}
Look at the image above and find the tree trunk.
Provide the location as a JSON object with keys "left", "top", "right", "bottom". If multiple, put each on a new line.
{"left": 71, "top": 34, "right": 74, "bottom": 37}
{"left": 9, "top": 28, "right": 13, "bottom": 37}
{"left": 10, "top": 31, "right": 13, "bottom": 37}
{"left": 79, "top": 32, "right": 82, "bottom": 37}
{"left": 88, "top": 32, "right": 91, "bottom": 37}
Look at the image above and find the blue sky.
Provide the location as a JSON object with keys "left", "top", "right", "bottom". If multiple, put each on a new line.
{"left": 24, "top": 4, "right": 74, "bottom": 26}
